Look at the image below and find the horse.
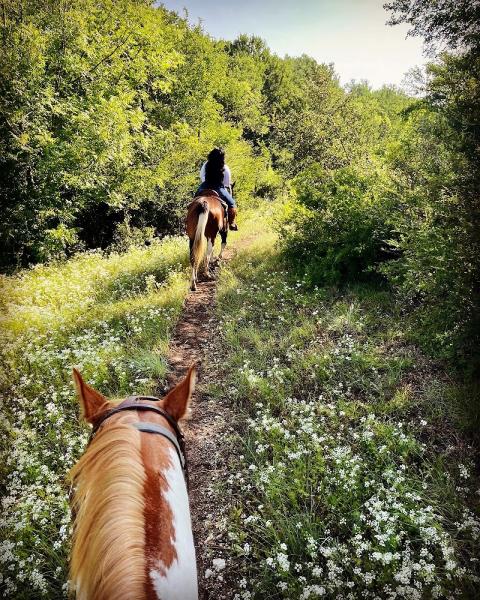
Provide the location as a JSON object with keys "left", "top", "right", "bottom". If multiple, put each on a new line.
{"left": 69, "top": 365, "right": 198, "bottom": 600}
{"left": 186, "top": 190, "right": 237, "bottom": 291}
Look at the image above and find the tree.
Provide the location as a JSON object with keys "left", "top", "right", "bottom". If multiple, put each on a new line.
{"left": 384, "top": 0, "right": 480, "bottom": 53}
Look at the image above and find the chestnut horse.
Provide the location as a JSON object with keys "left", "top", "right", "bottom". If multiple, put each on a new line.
{"left": 186, "top": 190, "right": 236, "bottom": 291}
{"left": 69, "top": 366, "right": 198, "bottom": 600}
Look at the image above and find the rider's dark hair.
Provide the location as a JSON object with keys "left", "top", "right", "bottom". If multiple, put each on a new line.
{"left": 204, "top": 147, "right": 225, "bottom": 187}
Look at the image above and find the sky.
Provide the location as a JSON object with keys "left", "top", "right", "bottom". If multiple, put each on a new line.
{"left": 160, "top": 0, "right": 425, "bottom": 89}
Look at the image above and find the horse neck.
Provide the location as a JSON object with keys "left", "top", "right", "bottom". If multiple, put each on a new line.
{"left": 143, "top": 434, "right": 198, "bottom": 599}
{"left": 70, "top": 421, "right": 198, "bottom": 600}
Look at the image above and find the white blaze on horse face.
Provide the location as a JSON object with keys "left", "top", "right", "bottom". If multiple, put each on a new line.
{"left": 150, "top": 448, "right": 198, "bottom": 600}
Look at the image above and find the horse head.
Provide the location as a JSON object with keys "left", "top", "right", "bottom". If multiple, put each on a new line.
{"left": 72, "top": 365, "right": 196, "bottom": 428}
{"left": 69, "top": 366, "right": 199, "bottom": 600}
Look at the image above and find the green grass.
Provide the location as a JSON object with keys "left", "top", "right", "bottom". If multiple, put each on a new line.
{"left": 0, "top": 205, "right": 267, "bottom": 599}
{"left": 2, "top": 204, "right": 478, "bottom": 599}
{"left": 210, "top": 221, "right": 480, "bottom": 599}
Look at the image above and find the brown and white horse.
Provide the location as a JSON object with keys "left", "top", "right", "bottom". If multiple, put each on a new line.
{"left": 186, "top": 191, "right": 236, "bottom": 291}
{"left": 69, "top": 366, "right": 198, "bottom": 600}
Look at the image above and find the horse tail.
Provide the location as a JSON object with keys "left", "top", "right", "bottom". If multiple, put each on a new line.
{"left": 192, "top": 200, "right": 208, "bottom": 271}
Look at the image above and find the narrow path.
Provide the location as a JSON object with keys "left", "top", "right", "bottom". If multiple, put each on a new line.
{"left": 164, "top": 237, "right": 252, "bottom": 599}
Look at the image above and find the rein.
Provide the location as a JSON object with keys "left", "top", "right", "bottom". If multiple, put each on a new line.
{"left": 88, "top": 396, "right": 188, "bottom": 482}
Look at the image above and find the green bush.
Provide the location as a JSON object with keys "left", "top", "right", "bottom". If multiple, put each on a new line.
{"left": 280, "top": 164, "right": 395, "bottom": 285}
{"left": 380, "top": 104, "right": 480, "bottom": 364}
{"left": 0, "top": 2, "right": 279, "bottom": 269}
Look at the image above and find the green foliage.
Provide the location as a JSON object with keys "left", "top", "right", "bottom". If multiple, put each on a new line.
{"left": 385, "top": 0, "right": 480, "bottom": 52}
{"left": 0, "top": 233, "right": 191, "bottom": 597}
{"left": 0, "top": 1, "right": 276, "bottom": 268}
{"left": 379, "top": 103, "right": 479, "bottom": 361}
{"left": 270, "top": 57, "right": 358, "bottom": 177}
{"left": 277, "top": 80, "right": 412, "bottom": 288}
{"left": 280, "top": 165, "right": 395, "bottom": 285}
{"left": 383, "top": 0, "right": 480, "bottom": 366}
{"left": 277, "top": 2, "right": 479, "bottom": 364}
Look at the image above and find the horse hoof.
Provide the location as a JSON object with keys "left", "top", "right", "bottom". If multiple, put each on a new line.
{"left": 191, "top": 283, "right": 197, "bottom": 291}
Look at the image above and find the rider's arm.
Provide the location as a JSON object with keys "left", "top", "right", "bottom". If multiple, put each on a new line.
{"left": 224, "top": 165, "right": 232, "bottom": 194}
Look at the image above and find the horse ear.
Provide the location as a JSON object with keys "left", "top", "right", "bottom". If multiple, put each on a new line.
{"left": 73, "top": 369, "right": 110, "bottom": 424}
{"left": 163, "top": 364, "right": 197, "bottom": 421}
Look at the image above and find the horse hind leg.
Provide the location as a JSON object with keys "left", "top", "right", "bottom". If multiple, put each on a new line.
{"left": 205, "top": 239, "right": 214, "bottom": 278}
{"left": 191, "top": 264, "right": 197, "bottom": 291}
{"left": 189, "top": 238, "right": 197, "bottom": 290}
{"left": 218, "top": 230, "right": 227, "bottom": 259}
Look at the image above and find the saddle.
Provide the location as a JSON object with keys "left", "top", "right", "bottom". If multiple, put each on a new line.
{"left": 194, "top": 189, "right": 220, "bottom": 199}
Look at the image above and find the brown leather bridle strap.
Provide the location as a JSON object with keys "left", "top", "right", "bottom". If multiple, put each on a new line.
{"left": 88, "top": 396, "right": 188, "bottom": 483}
{"left": 132, "top": 421, "right": 185, "bottom": 469}
{"left": 90, "top": 398, "right": 183, "bottom": 441}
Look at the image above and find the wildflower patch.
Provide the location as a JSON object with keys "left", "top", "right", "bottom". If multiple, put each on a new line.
{"left": 211, "top": 233, "right": 480, "bottom": 599}
{"left": 0, "top": 237, "right": 189, "bottom": 597}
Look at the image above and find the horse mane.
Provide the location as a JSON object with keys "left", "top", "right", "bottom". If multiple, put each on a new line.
{"left": 69, "top": 423, "right": 146, "bottom": 600}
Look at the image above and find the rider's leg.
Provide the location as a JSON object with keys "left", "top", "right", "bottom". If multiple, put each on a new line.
{"left": 217, "top": 187, "right": 238, "bottom": 230}
{"left": 217, "top": 187, "right": 235, "bottom": 207}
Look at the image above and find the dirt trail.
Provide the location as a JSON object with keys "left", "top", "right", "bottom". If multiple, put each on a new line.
{"left": 164, "top": 237, "right": 252, "bottom": 599}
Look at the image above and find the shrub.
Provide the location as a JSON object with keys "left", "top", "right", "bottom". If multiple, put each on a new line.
{"left": 380, "top": 186, "right": 479, "bottom": 364}
{"left": 381, "top": 105, "right": 480, "bottom": 364}
{"left": 280, "top": 164, "right": 395, "bottom": 285}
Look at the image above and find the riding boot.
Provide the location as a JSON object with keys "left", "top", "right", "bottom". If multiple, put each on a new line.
{"left": 228, "top": 206, "right": 238, "bottom": 231}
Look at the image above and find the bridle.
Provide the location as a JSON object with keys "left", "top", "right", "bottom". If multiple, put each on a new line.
{"left": 88, "top": 395, "right": 188, "bottom": 482}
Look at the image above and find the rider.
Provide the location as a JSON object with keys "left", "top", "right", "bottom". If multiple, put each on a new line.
{"left": 196, "top": 147, "right": 238, "bottom": 231}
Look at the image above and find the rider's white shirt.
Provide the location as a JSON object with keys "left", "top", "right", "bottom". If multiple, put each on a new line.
{"left": 200, "top": 162, "right": 231, "bottom": 187}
